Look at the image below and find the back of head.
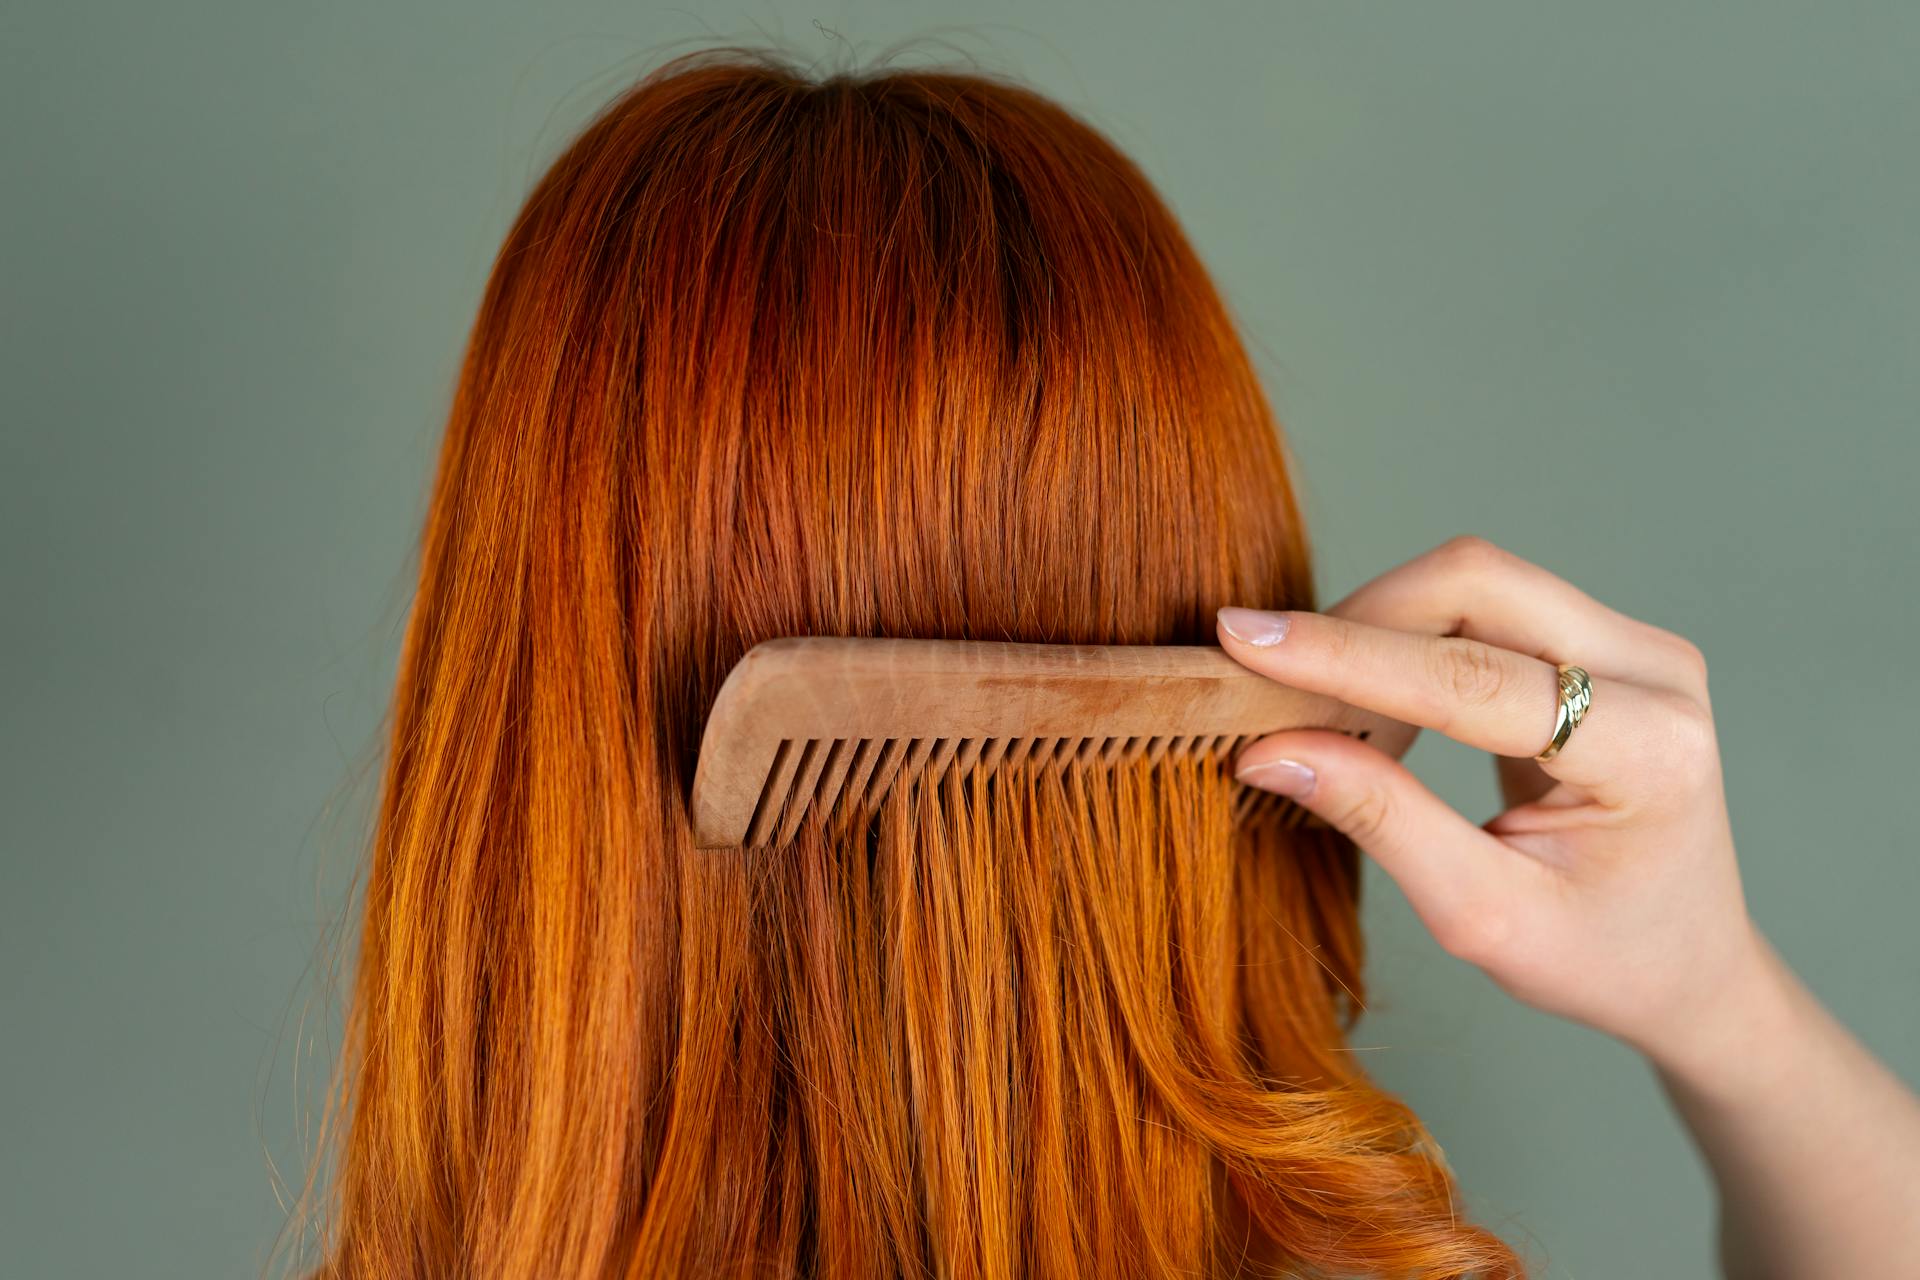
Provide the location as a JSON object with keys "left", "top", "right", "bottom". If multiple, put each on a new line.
{"left": 314, "top": 49, "right": 1522, "bottom": 1280}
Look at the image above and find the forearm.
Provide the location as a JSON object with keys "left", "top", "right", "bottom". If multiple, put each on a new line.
{"left": 1647, "top": 931, "right": 1920, "bottom": 1279}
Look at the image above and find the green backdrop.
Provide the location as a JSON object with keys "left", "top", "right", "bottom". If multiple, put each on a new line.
{"left": 4, "top": 3, "right": 1915, "bottom": 1275}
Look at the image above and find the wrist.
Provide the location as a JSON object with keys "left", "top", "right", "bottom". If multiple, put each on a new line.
{"left": 1637, "top": 928, "right": 1803, "bottom": 1096}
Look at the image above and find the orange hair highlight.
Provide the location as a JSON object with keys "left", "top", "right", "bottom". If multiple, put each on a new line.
{"left": 305, "top": 49, "right": 1525, "bottom": 1279}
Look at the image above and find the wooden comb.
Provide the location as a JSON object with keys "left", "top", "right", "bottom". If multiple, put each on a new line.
{"left": 688, "top": 636, "right": 1419, "bottom": 849}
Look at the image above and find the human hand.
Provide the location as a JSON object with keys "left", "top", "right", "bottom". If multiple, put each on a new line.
{"left": 1219, "top": 535, "right": 1772, "bottom": 1073}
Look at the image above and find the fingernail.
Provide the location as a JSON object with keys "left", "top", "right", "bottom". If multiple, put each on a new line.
{"left": 1236, "top": 757, "right": 1316, "bottom": 799}
{"left": 1218, "top": 606, "right": 1292, "bottom": 647}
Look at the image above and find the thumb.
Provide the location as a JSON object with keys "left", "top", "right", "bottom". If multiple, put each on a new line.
{"left": 1234, "top": 729, "right": 1536, "bottom": 965}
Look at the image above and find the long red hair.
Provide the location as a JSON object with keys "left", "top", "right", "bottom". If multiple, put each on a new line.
{"left": 304, "top": 49, "right": 1525, "bottom": 1279}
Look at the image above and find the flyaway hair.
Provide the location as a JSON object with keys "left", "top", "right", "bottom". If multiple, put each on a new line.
{"left": 301, "top": 49, "right": 1526, "bottom": 1279}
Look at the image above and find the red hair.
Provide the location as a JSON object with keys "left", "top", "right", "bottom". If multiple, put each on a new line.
{"left": 304, "top": 49, "right": 1525, "bottom": 1279}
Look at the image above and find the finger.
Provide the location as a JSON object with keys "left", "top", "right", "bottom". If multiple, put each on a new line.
{"left": 1234, "top": 728, "right": 1550, "bottom": 963}
{"left": 1495, "top": 752, "right": 1559, "bottom": 809}
{"left": 1217, "top": 607, "right": 1662, "bottom": 800}
{"left": 1325, "top": 535, "right": 1699, "bottom": 695}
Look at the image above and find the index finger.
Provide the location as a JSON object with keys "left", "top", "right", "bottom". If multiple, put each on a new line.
{"left": 1216, "top": 607, "right": 1657, "bottom": 799}
{"left": 1326, "top": 535, "right": 1699, "bottom": 695}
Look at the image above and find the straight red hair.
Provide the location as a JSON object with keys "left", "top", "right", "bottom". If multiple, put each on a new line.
{"left": 303, "top": 49, "right": 1525, "bottom": 1279}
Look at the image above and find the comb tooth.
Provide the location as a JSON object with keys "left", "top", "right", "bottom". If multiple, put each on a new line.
{"left": 1144, "top": 735, "right": 1171, "bottom": 764}
{"left": 976, "top": 737, "right": 1011, "bottom": 775}
{"left": 895, "top": 737, "right": 937, "bottom": 800}
{"left": 1098, "top": 735, "right": 1127, "bottom": 765}
{"left": 1002, "top": 737, "right": 1035, "bottom": 771}
{"left": 774, "top": 739, "right": 832, "bottom": 846}
{"left": 954, "top": 737, "right": 984, "bottom": 776}
{"left": 1073, "top": 736, "right": 1102, "bottom": 768}
{"left": 810, "top": 738, "right": 859, "bottom": 828}
{"left": 1119, "top": 735, "right": 1150, "bottom": 764}
{"left": 1233, "top": 779, "right": 1262, "bottom": 823}
{"left": 1283, "top": 788, "right": 1314, "bottom": 827}
{"left": 1163, "top": 735, "right": 1193, "bottom": 761}
{"left": 858, "top": 738, "right": 912, "bottom": 815}
{"left": 923, "top": 737, "right": 961, "bottom": 787}
{"left": 832, "top": 737, "right": 886, "bottom": 830}
{"left": 744, "top": 739, "right": 803, "bottom": 847}
{"left": 1031, "top": 736, "right": 1063, "bottom": 769}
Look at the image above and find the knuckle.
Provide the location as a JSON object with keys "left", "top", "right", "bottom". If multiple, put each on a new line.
{"left": 1651, "top": 691, "right": 1719, "bottom": 786}
{"left": 1334, "top": 781, "right": 1396, "bottom": 848}
{"left": 1672, "top": 634, "right": 1710, "bottom": 684}
{"left": 1439, "top": 534, "right": 1509, "bottom": 573}
{"left": 1432, "top": 906, "right": 1513, "bottom": 965}
{"left": 1432, "top": 636, "right": 1509, "bottom": 708}
{"left": 1645, "top": 625, "right": 1710, "bottom": 689}
{"left": 1319, "top": 615, "right": 1356, "bottom": 665}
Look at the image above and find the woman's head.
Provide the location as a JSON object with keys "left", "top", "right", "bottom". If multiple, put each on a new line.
{"left": 311, "top": 49, "right": 1522, "bottom": 1278}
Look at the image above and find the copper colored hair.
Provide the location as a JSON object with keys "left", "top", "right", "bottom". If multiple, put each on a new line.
{"left": 304, "top": 49, "right": 1526, "bottom": 1279}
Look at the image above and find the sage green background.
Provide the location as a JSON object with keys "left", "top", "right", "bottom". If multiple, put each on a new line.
{"left": 4, "top": 3, "right": 1916, "bottom": 1275}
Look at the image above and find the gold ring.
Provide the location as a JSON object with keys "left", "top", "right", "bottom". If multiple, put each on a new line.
{"left": 1535, "top": 664, "right": 1592, "bottom": 762}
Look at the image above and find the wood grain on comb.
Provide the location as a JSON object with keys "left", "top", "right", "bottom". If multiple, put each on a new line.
{"left": 688, "top": 637, "right": 1420, "bottom": 850}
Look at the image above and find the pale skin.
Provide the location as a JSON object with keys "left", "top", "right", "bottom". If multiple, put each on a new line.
{"left": 1218, "top": 534, "right": 1920, "bottom": 1280}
